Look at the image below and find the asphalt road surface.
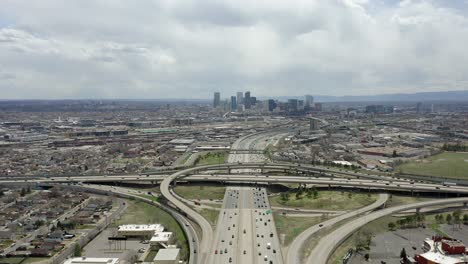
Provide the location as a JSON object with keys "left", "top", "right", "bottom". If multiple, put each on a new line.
{"left": 208, "top": 186, "right": 283, "bottom": 264}
{"left": 286, "top": 193, "right": 389, "bottom": 264}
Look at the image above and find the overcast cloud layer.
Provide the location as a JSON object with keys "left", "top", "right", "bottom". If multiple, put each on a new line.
{"left": 1, "top": 0, "right": 468, "bottom": 99}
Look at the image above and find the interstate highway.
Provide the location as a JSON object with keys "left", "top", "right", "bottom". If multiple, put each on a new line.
{"left": 208, "top": 187, "right": 283, "bottom": 264}
{"left": 7, "top": 174, "right": 468, "bottom": 194}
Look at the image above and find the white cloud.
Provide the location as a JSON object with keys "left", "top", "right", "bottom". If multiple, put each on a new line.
{"left": 0, "top": 0, "right": 467, "bottom": 99}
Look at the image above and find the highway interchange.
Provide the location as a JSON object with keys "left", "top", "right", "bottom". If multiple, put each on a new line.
{"left": 2, "top": 130, "right": 468, "bottom": 264}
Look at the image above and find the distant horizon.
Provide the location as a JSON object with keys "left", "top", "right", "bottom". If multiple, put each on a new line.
{"left": 1, "top": 89, "right": 467, "bottom": 102}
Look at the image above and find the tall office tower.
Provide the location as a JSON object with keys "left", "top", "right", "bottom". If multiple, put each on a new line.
{"left": 268, "top": 99, "right": 277, "bottom": 112}
{"left": 305, "top": 95, "right": 314, "bottom": 107}
{"left": 236, "top": 92, "right": 243, "bottom": 105}
{"left": 244, "top": 91, "right": 251, "bottom": 109}
{"left": 213, "top": 92, "right": 221, "bottom": 108}
{"left": 230, "top": 96, "right": 237, "bottom": 112}
{"left": 315, "top": 103, "right": 323, "bottom": 111}
{"left": 298, "top": 100, "right": 304, "bottom": 110}
{"left": 288, "top": 99, "right": 298, "bottom": 112}
{"left": 250, "top": 97, "right": 257, "bottom": 106}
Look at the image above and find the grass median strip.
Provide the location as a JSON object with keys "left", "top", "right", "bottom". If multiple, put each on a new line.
{"left": 270, "top": 190, "right": 377, "bottom": 210}
{"left": 273, "top": 213, "right": 322, "bottom": 246}
{"left": 174, "top": 185, "right": 226, "bottom": 201}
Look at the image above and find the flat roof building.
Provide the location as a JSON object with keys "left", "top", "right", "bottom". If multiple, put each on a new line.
{"left": 63, "top": 257, "right": 119, "bottom": 264}
{"left": 150, "top": 232, "right": 173, "bottom": 245}
{"left": 117, "top": 224, "right": 164, "bottom": 238}
{"left": 154, "top": 248, "right": 180, "bottom": 264}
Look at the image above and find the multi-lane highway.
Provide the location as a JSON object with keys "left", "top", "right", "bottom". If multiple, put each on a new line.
{"left": 206, "top": 131, "right": 287, "bottom": 264}
{"left": 8, "top": 173, "right": 468, "bottom": 195}
{"left": 208, "top": 187, "right": 283, "bottom": 264}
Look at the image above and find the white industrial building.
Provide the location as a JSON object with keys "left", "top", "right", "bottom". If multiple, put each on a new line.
{"left": 153, "top": 248, "right": 180, "bottom": 264}
{"left": 150, "top": 232, "right": 173, "bottom": 245}
{"left": 63, "top": 257, "right": 119, "bottom": 264}
{"left": 117, "top": 224, "right": 164, "bottom": 238}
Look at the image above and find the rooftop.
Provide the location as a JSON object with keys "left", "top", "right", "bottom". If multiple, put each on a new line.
{"left": 150, "top": 232, "right": 173, "bottom": 242}
{"left": 154, "top": 248, "right": 180, "bottom": 261}
{"left": 63, "top": 257, "right": 119, "bottom": 264}
{"left": 117, "top": 224, "right": 164, "bottom": 232}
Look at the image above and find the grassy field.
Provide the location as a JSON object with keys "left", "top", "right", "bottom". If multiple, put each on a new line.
{"left": 270, "top": 191, "right": 377, "bottom": 210}
{"left": 386, "top": 194, "right": 434, "bottom": 207}
{"left": 174, "top": 185, "right": 226, "bottom": 200}
{"left": 195, "top": 151, "right": 228, "bottom": 166}
{"left": 398, "top": 152, "right": 468, "bottom": 179}
{"left": 115, "top": 200, "right": 188, "bottom": 259}
{"left": 273, "top": 213, "right": 322, "bottom": 246}
{"left": 199, "top": 208, "right": 219, "bottom": 227}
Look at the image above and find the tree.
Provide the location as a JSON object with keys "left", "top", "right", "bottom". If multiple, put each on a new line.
{"left": 400, "top": 248, "right": 407, "bottom": 261}
{"left": 20, "top": 188, "right": 26, "bottom": 197}
{"left": 74, "top": 244, "right": 82, "bottom": 257}
{"left": 453, "top": 210, "right": 462, "bottom": 227}
{"left": 392, "top": 150, "right": 398, "bottom": 158}
{"left": 388, "top": 222, "right": 396, "bottom": 231}
{"left": 313, "top": 188, "right": 319, "bottom": 199}
{"left": 297, "top": 187, "right": 304, "bottom": 197}
{"left": 295, "top": 191, "right": 302, "bottom": 200}
{"left": 280, "top": 193, "right": 288, "bottom": 201}
{"left": 354, "top": 230, "right": 373, "bottom": 251}
{"left": 446, "top": 214, "right": 452, "bottom": 224}
{"left": 463, "top": 214, "right": 468, "bottom": 224}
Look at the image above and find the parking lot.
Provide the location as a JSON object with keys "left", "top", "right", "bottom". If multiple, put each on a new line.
{"left": 350, "top": 227, "right": 438, "bottom": 264}
{"left": 83, "top": 228, "right": 151, "bottom": 263}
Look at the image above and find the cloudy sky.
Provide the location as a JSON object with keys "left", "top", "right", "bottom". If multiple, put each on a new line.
{"left": 1, "top": 0, "right": 468, "bottom": 99}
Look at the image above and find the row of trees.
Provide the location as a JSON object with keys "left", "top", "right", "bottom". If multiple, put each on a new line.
{"left": 388, "top": 213, "right": 426, "bottom": 230}
{"left": 280, "top": 186, "right": 319, "bottom": 201}
{"left": 434, "top": 210, "right": 468, "bottom": 227}
{"left": 442, "top": 143, "right": 468, "bottom": 152}
{"left": 388, "top": 210, "right": 468, "bottom": 231}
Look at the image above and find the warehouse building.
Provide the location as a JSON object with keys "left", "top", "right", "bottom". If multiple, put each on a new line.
{"left": 117, "top": 224, "right": 164, "bottom": 238}
{"left": 153, "top": 248, "right": 180, "bottom": 264}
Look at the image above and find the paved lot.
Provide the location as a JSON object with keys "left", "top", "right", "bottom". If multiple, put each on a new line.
{"left": 350, "top": 225, "right": 468, "bottom": 264}
{"left": 83, "top": 228, "right": 150, "bottom": 263}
